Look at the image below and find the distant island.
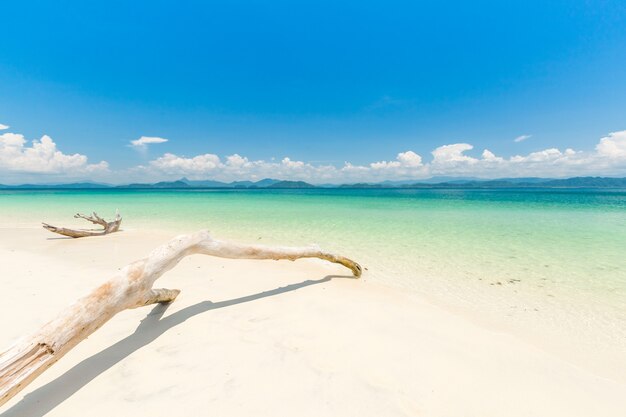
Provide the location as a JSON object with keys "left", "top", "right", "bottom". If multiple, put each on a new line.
{"left": 1, "top": 176, "right": 626, "bottom": 190}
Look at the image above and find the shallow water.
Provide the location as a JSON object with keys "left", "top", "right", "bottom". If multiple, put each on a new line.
{"left": 2, "top": 188, "right": 625, "bottom": 367}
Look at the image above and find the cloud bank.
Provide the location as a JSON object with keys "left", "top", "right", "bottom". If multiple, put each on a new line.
{"left": 140, "top": 130, "right": 626, "bottom": 182}
{"left": 2, "top": 127, "right": 626, "bottom": 184}
{"left": 0, "top": 132, "right": 108, "bottom": 179}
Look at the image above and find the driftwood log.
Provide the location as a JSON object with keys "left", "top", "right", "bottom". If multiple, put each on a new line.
{"left": 0, "top": 230, "right": 361, "bottom": 407}
{"left": 43, "top": 211, "right": 122, "bottom": 238}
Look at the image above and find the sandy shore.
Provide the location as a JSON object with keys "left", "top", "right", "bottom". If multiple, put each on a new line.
{"left": 0, "top": 226, "right": 625, "bottom": 416}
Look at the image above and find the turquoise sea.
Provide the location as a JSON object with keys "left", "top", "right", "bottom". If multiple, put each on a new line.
{"left": 1, "top": 188, "right": 625, "bottom": 363}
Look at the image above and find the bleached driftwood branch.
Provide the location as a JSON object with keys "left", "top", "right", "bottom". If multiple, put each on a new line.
{"left": 42, "top": 211, "right": 122, "bottom": 238}
{"left": 0, "top": 230, "right": 361, "bottom": 407}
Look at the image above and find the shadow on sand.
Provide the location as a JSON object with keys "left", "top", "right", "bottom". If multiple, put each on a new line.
{"left": 1, "top": 275, "right": 350, "bottom": 417}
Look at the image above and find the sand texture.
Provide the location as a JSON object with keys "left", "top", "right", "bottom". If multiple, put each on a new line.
{"left": 0, "top": 227, "right": 624, "bottom": 416}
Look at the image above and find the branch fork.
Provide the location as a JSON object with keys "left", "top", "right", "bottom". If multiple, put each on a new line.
{"left": 43, "top": 211, "right": 122, "bottom": 238}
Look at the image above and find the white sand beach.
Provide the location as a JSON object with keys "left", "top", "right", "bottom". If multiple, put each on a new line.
{"left": 1, "top": 226, "right": 625, "bottom": 417}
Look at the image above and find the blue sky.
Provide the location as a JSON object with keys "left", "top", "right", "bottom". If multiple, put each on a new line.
{"left": 1, "top": 0, "right": 626, "bottom": 183}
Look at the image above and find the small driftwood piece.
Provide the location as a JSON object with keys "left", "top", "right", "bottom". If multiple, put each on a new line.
{"left": 0, "top": 230, "right": 361, "bottom": 407}
{"left": 42, "top": 211, "right": 122, "bottom": 238}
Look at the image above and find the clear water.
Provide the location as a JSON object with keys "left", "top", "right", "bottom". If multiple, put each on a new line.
{"left": 1, "top": 188, "right": 625, "bottom": 367}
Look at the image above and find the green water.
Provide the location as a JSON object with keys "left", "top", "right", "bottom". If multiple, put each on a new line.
{"left": 1, "top": 188, "right": 625, "bottom": 354}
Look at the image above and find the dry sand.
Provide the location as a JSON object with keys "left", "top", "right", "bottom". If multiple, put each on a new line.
{"left": 0, "top": 226, "right": 624, "bottom": 416}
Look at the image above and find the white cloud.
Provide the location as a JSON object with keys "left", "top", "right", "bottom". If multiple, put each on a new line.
{"left": 481, "top": 149, "right": 502, "bottom": 162}
{"left": 150, "top": 152, "right": 222, "bottom": 173}
{"left": 596, "top": 130, "right": 626, "bottom": 158}
{"left": 140, "top": 130, "right": 626, "bottom": 183}
{"left": 0, "top": 132, "right": 108, "bottom": 176}
{"left": 397, "top": 151, "right": 423, "bottom": 167}
{"left": 143, "top": 149, "right": 432, "bottom": 183}
{"left": 144, "top": 152, "right": 339, "bottom": 182}
{"left": 431, "top": 143, "right": 476, "bottom": 164}
{"left": 130, "top": 136, "right": 168, "bottom": 149}
{"left": 0, "top": 124, "right": 9, "bottom": 130}
{"left": 422, "top": 132, "right": 626, "bottom": 178}
{"left": 360, "top": 151, "right": 427, "bottom": 181}
{"left": 370, "top": 151, "right": 423, "bottom": 169}
{"left": 514, "top": 134, "right": 532, "bottom": 143}
{"left": 3, "top": 128, "right": 626, "bottom": 184}
{"left": 225, "top": 153, "right": 248, "bottom": 168}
